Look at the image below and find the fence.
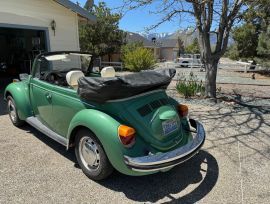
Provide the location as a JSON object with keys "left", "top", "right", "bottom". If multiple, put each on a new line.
{"left": 159, "top": 61, "right": 268, "bottom": 73}
{"left": 101, "top": 61, "right": 123, "bottom": 71}
{"left": 217, "top": 62, "right": 266, "bottom": 72}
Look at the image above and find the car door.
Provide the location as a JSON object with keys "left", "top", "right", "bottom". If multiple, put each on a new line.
{"left": 29, "top": 77, "right": 55, "bottom": 130}
{"left": 50, "top": 85, "right": 87, "bottom": 137}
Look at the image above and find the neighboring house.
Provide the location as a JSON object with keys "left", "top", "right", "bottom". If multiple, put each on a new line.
{"left": 102, "top": 32, "right": 156, "bottom": 62}
{"left": 0, "top": 0, "right": 96, "bottom": 76}
{"left": 126, "top": 32, "right": 161, "bottom": 60}
{"left": 160, "top": 39, "right": 181, "bottom": 61}
{"left": 126, "top": 32, "right": 182, "bottom": 62}
{"left": 102, "top": 32, "right": 182, "bottom": 64}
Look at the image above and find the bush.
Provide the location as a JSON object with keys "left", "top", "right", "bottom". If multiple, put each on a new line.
{"left": 122, "top": 47, "right": 156, "bottom": 72}
{"left": 176, "top": 72, "right": 205, "bottom": 98}
{"left": 225, "top": 45, "right": 239, "bottom": 60}
{"left": 121, "top": 42, "right": 143, "bottom": 57}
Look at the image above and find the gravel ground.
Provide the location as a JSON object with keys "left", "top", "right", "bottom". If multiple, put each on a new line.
{"left": 1, "top": 88, "right": 270, "bottom": 203}
{"left": 1, "top": 68, "right": 270, "bottom": 203}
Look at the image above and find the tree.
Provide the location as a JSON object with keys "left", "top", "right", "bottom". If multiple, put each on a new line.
{"left": 185, "top": 38, "right": 200, "bottom": 54}
{"left": 257, "top": 26, "right": 270, "bottom": 57}
{"left": 122, "top": 0, "right": 247, "bottom": 98}
{"left": 228, "top": 0, "right": 270, "bottom": 62}
{"left": 232, "top": 23, "right": 258, "bottom": 59}
{"left": 80, "top": 2, "right": 126, "bottom": 61}
{"left": 245, "top": 0, "right": 270, "bottom": 59}
{"left": 177, "top": 36, "right": 185, "bottom": 56}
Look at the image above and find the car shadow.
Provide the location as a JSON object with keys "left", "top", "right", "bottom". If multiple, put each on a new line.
{"left": 99, "top": 150, "right": 218, "bottom": 203}
{"left": 19, "top": 123, "right": 218, "bottom": 203}
{"left": 20, "top": 124, "right": 77, "bottom": 163}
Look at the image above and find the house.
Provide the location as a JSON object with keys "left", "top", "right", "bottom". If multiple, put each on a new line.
{"left": 101, "top": 32, "right": 182, "bottom": 64}
{"left": 0, "top": 0, "right": 96, "bottom": 76}
{"left": 126, "top": 32, "right": 161, "bottom": 59}
{"left": 159, "top": 39, "right": 181, "bottom": 61}
{"left": 125, "top": 32, "right": 182, "bottom": 62}
{"left": 101, "top": 32, "right": 156, "bottom": 62}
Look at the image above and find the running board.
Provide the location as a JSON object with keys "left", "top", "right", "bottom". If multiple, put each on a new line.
{"left": 26, "top": 116, "right": 67, "bottom": 146}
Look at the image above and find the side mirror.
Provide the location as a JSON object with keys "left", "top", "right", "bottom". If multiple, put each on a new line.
{"left": 19, "top": 73, "right": 29, "bottom": 81}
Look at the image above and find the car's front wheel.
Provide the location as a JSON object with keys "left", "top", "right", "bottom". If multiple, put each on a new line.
{"left": 75, "top": 128, "right": 113, "bottom": 180}
{"left": 7, "top": 96, "right": 24, "bottom": 127}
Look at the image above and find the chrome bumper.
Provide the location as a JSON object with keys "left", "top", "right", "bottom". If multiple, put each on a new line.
{"left": 124, "top": 119, "right": 205, "bottom": 172}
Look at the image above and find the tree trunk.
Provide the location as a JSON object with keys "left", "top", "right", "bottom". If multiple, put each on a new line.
{"left": 204, "top": 60, "right": 219, "bottom": 98}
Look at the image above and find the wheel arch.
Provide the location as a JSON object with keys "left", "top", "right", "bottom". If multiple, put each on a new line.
{"left": 66, "top": 109, "right": 131, "bottom": 173}
{"left": 68, "top": 125, "right": 88, "bottom": 148}
{"left": 4, "top": 82, "right": 33, "bottom": 120}
{"left": 4, "top": 90, "right": 12, "bottom": 100}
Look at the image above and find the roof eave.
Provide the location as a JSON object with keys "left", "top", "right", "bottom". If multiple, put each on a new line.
{"left": 54, "top": 0, "right": 97, "bottom": 22}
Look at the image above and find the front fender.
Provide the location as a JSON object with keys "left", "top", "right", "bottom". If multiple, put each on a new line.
{"left": 4, "top": 82, "right": 32, "bottom": 120}
{"left": 67, "top": 109, "right": 140, "bottom": 175}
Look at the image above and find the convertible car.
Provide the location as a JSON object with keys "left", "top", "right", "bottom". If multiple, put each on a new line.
{"left": 4, "top": 51, "right": 205, "bottom": 180}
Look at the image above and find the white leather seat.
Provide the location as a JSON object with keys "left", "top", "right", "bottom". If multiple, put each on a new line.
{"left": 100, "top": 66, "right": 116, "bottom": 78}
{"left": 66, "top": 70, "right": 84, "bottom": 89}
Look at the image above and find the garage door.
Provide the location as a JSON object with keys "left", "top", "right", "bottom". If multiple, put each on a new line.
{"left": 0, "top": 27, "right": 48, "bottom": 78}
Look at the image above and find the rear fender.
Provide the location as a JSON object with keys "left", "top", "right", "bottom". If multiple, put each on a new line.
{"left": 67, "top": 109, "right": 133, "bottom": 174}
{"left": 4, "top": 82, "right": 32, "bottom": 120}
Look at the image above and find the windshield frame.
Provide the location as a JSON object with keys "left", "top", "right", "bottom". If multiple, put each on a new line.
{"left": 32, "top": 51, "right": 93, "bottom": 77}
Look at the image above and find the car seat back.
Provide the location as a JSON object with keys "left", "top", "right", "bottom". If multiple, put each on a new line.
{"left": 66, "top": 70, "right": 84, "bottom": 89}
{"left": 100, "top": 66, "right": 116, "bottom": 78}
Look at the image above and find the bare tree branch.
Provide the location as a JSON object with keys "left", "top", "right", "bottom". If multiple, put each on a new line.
{"left": 121, "top": 0, "right": 246, "bottom": 98}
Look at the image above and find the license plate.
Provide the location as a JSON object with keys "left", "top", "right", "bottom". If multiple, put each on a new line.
{"left": 162, "top": 119, "right": 178, "bottom": 135}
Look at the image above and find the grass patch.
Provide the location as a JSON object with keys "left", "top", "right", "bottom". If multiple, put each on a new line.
{"left": 176, "top": 72, "right": 205, "bottom": 98}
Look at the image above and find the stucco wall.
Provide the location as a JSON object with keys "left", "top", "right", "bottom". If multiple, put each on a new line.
{"left": 160, "top": 47, "right": 174, "bottom": 61}
{"left": 0, "top": 0, "right": 80, "bottom": 51}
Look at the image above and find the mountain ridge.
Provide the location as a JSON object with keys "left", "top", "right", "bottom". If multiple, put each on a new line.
{"left": 137, "top": 29, "right": 233, "bottom": 46}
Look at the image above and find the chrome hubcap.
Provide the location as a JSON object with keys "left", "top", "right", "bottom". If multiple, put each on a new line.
{"left": 8, "top": 100, "right": 16, "bottom": 122}
{"left": 79, "top": 136, "right": 100, "bottom": 170}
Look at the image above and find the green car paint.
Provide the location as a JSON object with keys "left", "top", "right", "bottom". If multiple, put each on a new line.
{"left": 4, "top": 80, "right": 32, "bottom": 120}
{"left": 4, "top": 52, "right": 204, "bottom": 177}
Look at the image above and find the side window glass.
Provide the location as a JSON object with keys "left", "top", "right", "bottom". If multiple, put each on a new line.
{"left": 33, "top": 58, "right": 52, "bottom": 81}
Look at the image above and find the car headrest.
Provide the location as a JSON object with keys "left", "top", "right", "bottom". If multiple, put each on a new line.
{"left": 100, "top": 66, "right": 116, "bottom": 78}
{"left": 66, "top": 71, "right": 84, "bottom": 87}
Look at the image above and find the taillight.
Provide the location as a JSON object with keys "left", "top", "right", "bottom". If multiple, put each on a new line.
{"left": 177, "top": 104, "right": 189, "bottom": 117}
{"left": 118, "top": 125, "right": 136, "bottom": 147}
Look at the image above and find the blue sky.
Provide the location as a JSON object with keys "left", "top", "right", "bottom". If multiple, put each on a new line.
{"left": 72, "top": 0, "right": 192, "bottom": 33}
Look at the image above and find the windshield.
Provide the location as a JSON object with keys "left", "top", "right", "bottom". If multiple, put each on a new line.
{"left": 35, "top": 52, "right": 92, "bottom": 77}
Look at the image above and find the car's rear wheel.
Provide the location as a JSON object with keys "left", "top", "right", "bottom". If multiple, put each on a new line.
{"left": 75, "top": 128, "right": 113, "bottom": 180}
{"left": 7, "top": 96, "right": 24, "bottom": 127}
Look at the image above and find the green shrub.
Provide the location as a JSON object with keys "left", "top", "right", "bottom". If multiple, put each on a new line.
{"left": 121, "top": 42, "right": 144, "bottom": 57}
{"left": 176, "top": 72, "right": 205, "bottom": 98}
{"left": 122, "top": 47, "right": 156, "bottom": 72}
{"left": 225, "top": 45, "right": 240, "bottom": 60}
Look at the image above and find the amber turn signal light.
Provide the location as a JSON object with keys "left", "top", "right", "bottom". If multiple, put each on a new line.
{"left": 178, "top": 104, "right": 189, "bottom": 117}
{"left": 118, "top": 125, "right": 136, "bottom": 147}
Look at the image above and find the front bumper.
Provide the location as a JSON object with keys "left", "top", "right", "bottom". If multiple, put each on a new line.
{"left": 124, "top": 119, "right": 205, "bottom": 172}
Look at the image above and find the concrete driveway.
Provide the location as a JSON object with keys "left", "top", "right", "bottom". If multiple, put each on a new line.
{"left": 0, "top": 88, "right": 269, "bottom": 203}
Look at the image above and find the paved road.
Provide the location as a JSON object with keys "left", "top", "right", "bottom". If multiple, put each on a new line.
{"left": 1, "top": 90, "right": 269, "bottom": 203}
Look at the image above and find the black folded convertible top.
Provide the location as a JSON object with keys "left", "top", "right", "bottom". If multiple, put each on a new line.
{"left": 77, "top": 69, "right": 176, "bottom": 103}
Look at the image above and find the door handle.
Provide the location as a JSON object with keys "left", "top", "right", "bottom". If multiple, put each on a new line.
{"left": 45, "top": 93, "right": 52, "bottom": 100}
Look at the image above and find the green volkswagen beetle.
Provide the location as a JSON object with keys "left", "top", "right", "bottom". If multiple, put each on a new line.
{"left": 4, "top": 51, "right": 205, "bottom": 180}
